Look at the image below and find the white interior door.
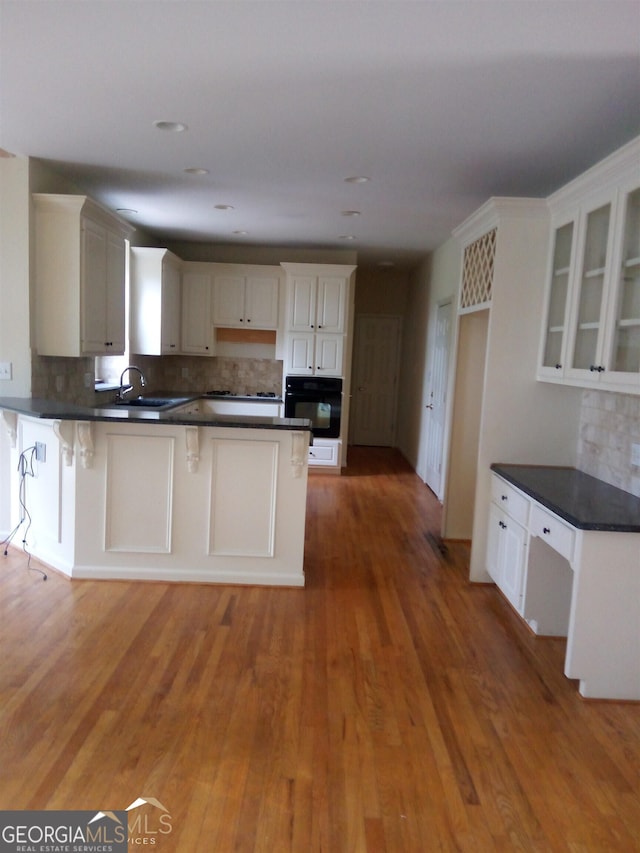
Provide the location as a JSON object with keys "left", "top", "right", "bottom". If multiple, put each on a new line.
{"left": 422, "top": 300, "right": 452, "bottom": 498}
{"left": 351, "top": 315, "right": 401, "bottom": 446}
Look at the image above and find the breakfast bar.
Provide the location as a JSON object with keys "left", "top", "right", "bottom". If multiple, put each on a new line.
{"left": 0, "top": 397, "right": 312, "bottom": 587}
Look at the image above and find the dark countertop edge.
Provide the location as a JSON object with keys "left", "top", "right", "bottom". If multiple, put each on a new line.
{"left": 491, "top": 463, "right": 640, "bottom": 533}
{"left": 0, "top": 397, "right": 311, "bottom": 433}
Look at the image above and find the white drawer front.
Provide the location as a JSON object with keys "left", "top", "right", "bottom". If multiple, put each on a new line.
{"left": 491, "top": 475, "right": 530, "bottom": 526}
{"left": 530, "top": 504, "right": 575, "bottom": 561}
{"left": 308, "top": 442, "right": 339, "bottom": 466}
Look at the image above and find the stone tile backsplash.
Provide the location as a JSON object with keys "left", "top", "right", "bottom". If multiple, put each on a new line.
{"left": 32, "top": 353, "right": 284, "bottom": 408}
{"left": 577, "top": 389, "right": 640, "bottom": 497}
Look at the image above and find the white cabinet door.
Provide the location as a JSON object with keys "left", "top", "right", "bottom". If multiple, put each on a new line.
{"left": 565, "top": 195, "right": 616, "bottom": 381}
{"left": 316, "top": 276, "right": 346, "bottom": 333}
{"left": 82, "top": 219, "right": 127, "bottom": 354}
{"left": 213, "top": 273, "right": 279, "bottom": 329}
{"left": 105, "top": 230, "right": 127, "bottom": 353}
{"left": 182, "top": 272, "right": 214, "bottom": 355}
{"left": 245, "top": 275, "right": 279, "bottom": 328}
{"left": 486, "top": 501, "right": 527, "bottom": 613}
{"left": 287, "top": 276, "right": 317, "bottom": 330}
{"left": 160, "top": 259, "right": 181, "bottom": 353}
{"left": 315, "top": 333, "right": 343, "bottom": 375}
{"left": 81, "top": 217, "right": 109, "bottom": 353}
{"left": 286, "top": 333, "right": 315, "bottom": 375}
{"left": 213, "top": 274, "right": 245, "bottom": 327}
{"left": 539, "top": 217, "right": 576, "bottom": 378}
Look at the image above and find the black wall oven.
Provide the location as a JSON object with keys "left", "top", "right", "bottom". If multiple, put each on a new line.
{"left": 284, "top": 376, "right": 342, "bottom": 438}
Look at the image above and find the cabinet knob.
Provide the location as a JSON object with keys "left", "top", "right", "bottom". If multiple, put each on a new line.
{"left": 499, "top": 521, "right": 507, "bottom": 529}
{"left": 310, "top": 324, "right": 314, "bottom": 329}
{"left": 318, "top": 324, "right": 322, "bottom": 329}
{"left": 589, "top": 364, "right": 605, "bottom": 373}
{"left": 555, "top": 363, "right": 562, "bottom": 370}
{"left": 501, "top": 494, "right": 508, "bottom": 501}
{"left": 543, "top": 526, "right": 551, "bottom": 535}
{"left": 247, "top": 318, "right": 251, "bottom": 323}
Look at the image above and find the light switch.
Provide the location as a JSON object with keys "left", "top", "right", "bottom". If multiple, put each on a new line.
{"left": 0, "top": 362, "right": 12, "bottom": 380}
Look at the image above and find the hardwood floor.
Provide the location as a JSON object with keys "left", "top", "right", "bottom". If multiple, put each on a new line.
{"left": 0, "top": 446, "right": 638, "bottom": 851}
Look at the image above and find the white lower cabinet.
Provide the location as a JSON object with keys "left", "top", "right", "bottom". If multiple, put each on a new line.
{"left": 486, "top": 501, "right": 527, "bottom": 612}
{"left": 308, "top": 439, "right": 340, "bottom": 470}
{"left": 486, "top": 470, "right": 640, "bottom": 699}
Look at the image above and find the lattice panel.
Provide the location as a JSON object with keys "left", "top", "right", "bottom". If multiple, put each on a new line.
{"left": 460, "top": 228, "right": 496, "bottom": 309}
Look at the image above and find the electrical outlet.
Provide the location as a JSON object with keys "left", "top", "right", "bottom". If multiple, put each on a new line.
{"left": 55, "top": 375, "right": 64, "bottom": 393}
{"left": 0, "top": 361, "right": 12, "bottom": 380}
{"left": 181, "top": 367, "right": 189, "bottom": 379}
{"left": 631, "top": 443, "right": 640, "bottom": 467}
{"left": 35, "top": 442, "right": 46, "bottom": 463}
{"left": 84, "top": 372, "right": 94, "bottom": 389}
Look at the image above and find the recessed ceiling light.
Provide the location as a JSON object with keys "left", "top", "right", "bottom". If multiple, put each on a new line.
{"left": 377, "top": 260, "right": 395, "bottom": 268}
{"left": 116, "top": 208, "right": 138, "bottom": 215}
{"left": 233, "top": 230, "right": 248, "bottom": 236}
{"left": 153, "top": 120, "right": 188, "bottom": 132}
{"left": 341, "top": 210, "right": 361, "bottom": 217}
{"left": 184, "top": 167, "right": 209, "bottom": 175}
{"left": 339, "top": 235, "right": 356, "bottom": 241}
{"left": 215, "top": 204, "right": 234, "bottom": 210}
{"left": 344, "top": 176, "right": 370, "bottom": 184}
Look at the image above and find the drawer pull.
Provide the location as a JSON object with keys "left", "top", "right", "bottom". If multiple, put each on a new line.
{"left": 499, "top": 520, "right": 507, "bottom": 529}
{"left": 543, "top": 526, "right": 551, "bottom": 534}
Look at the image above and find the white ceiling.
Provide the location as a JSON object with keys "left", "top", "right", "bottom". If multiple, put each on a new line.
{"left": 1, "top": 1, "right": 639, "bottom": 267}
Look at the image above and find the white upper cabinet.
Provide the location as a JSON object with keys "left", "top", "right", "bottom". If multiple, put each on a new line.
{"left": 538, "top": 138, "right": 640, "bottom": 393}
{"left": 181, "top": 268, "right": 214, "bottom": 355}
{"left": 33, "top": 194, "right": 132, "bottom": 356}
{"left": 282, "top": 263, "right": 355, "bottom": 378}
{"left": 212, "top": 266, "right": 280, "bottom": 329}
{"left": 287, "top": 274, "right": 346, "bottom": 333}
{"left": 130, "top": 248, "right": 182, "bottom": 355}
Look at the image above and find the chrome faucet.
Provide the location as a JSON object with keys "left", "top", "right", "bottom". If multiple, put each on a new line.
{"left": 117, "top": 365, "right": 146, "bottom": 400}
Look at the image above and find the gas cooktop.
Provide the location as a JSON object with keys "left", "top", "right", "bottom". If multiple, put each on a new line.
{"left": 205, "top": 390, "right": 279, "bottom": 398}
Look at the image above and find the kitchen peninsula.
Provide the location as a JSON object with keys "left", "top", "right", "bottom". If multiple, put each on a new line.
{"left": 0, "top": 397, "right": 312, "bottom": 586}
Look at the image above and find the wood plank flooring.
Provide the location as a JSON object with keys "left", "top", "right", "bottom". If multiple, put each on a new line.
{"left": 0, "top": 446, "right": 638, "bottom": 851}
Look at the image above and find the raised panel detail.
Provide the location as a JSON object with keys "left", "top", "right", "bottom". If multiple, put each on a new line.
{"left": 105, "top": 434, "right": 174, "bottom": 552}
{"left": 209, "top": 438, "right": 278, "bottom": 556}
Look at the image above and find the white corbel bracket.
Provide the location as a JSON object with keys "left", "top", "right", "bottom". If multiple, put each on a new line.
{"left": 76, "top": 421, "right": 95, "bottom": 469}
{"left": 0, "top": 411, "right": 17, "bottom": 448}
{"left": 185, "top": 426, "right": 200, "bottom": 472}
{"left": 291, "top": 431, "right": 308, "bottom": 478}
{"left": 52, "top": 420, "right": 74, "bottom": 466}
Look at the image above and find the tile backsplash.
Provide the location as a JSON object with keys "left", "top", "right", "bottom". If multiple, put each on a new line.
{"left": 577, "top": 389, "right": 640, "bottom": 497}
{"left": 32, "top": 353, "right": 284, "bottom": 407}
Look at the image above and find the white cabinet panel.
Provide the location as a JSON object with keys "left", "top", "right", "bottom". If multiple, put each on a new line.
{"left": 105, "top": 434, "right": 174, "bottom": 552}
{"left": 130, "top": 248, "right": 182, "bottom": 355}
{"left": 181, "top": 270, "right": 214, "bottom": 354}
{"left": 209, "top": 438, "right": 278, "bottom": 556}
{"left": 34, "top": 194, "right": 131, "bottom": 356}
{"left": 213, "top": 270, "right": 280, "bottom": 329}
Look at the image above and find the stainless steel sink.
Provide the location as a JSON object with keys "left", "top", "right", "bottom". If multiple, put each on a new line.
{"left": 113, "top": 396, "right": 188, "bottom": 409}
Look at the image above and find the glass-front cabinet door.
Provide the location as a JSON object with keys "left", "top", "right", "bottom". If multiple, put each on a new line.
{"left": 603, "top": 185, "right": 640, "bottom": 389}
{"left": 540, "top": 220, "right": 574, "bottom": 375}
{"left": 567, "top": 200, "right": 613, "bottom": 377}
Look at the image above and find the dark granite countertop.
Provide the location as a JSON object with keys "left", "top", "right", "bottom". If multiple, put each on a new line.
{"left": 491, "top": 463, "right": 640, "bottom": 533}
{"left": 0, "top": 396, "right": 311, "bottom": 433}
